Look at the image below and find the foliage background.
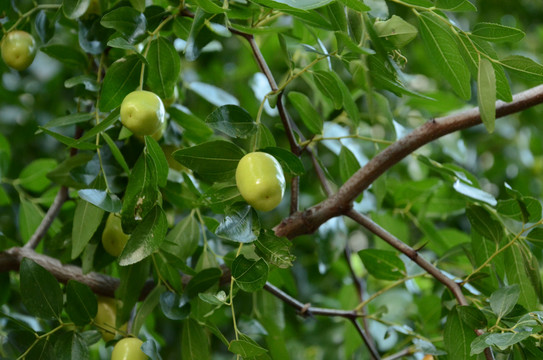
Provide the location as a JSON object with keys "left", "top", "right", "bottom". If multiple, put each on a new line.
{"left": 1, "top": 0, "right": 543, "bottom": 359}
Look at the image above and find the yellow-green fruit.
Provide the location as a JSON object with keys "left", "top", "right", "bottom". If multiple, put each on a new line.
{"left": 101, "top": 213, "right": 130, "bottom": 257}
{"left": 120, "top": 90, "right": 165, "bottom": 136}
{"left": 94, "top": 297, "right": 127, "bottom": 342}
{"left": 136, "top": 120, "right": 167, "bottom": 142}
{"left": 1, "top": 31, "right": 36, "bottom": 71}
{"left": 111, "top": 338, "right": 148, "bottom": 360}
{"left": 235, "top": 152, "right": 285, "bottom": 211}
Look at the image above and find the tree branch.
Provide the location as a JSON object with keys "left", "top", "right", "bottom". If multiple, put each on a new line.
{"left": 275, "top": 84, "right": 543, "bottom": 239}
{"left": 350, "top": 318, "right": 381, "bottom": 360}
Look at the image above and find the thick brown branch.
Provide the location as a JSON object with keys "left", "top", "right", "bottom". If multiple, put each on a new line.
{"left": 24, "top": 186, "right": 69, "bottom": 250}
{"left": 275, "top": 85, "right": 543, "bottom": 239}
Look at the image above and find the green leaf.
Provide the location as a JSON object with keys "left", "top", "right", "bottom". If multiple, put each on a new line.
{"left": 101, "top": 132, "right": 131, "bottom": 174}
{"left": 145, "top": 136, "right": 168, "bottom": 188}
{"left": 162, "top": 215, "right": 200, "bottom": 260}
{"left": 121, "top": 151, "right": 159, "bottom": 233}
{"left": 526, "top": 227, "right": 543, "bottom": 249}
{"left": 100, "top": 7, "right": 147, "bottom": 42}
{"left": 188, "top": 81, "right": 240, "bottom": 107}
{"left": 65, "top": 281, "right": 98, "bottom": 326}
{"left": 417, "top": 12, "right": 471, "bottom": 99}
{"left": 19, "top": 158, "right": 57, "bottom": 193}
{"left": 374, "top": 15, "right": 418, "bottom": 49}
{"left": 0, "top": 133, "right": 10, "bottom": 179}
{"left": 338, "top": 0, "right": 370, "bottom": 11}
{"left": 43, "top": 113, "right": 94, "bottom": 129}
{"left": 312, "top": 70, "right": 343, "bottom": 109}
{"left": 270, "top": 0, "right": 333, "bottom": 10}
{"left": 206, "top": 105, "right": 257, "bottom": 138}
{"left": 53, "top": 332, "right": 90, "bottom": 360}
{"left": 145, "top": 36, "right": 181, "bottom": 100}
{"left": 457, "top": 305, "right": 487, "bottom": 329}
{"left": 116, "top": 259, "right": 150, "bottom": 324}
{"left": 132, "top": 285, "right": 166, "bottom": 336}
{"left": 19, "top": 198, "right": 44, "bottom": 243}
{"left": 229, "top": 339, "right": 268, "bottom": 357}
{"left": 182, "top": 318, "right": 210, "bottom": 360}
{"left": 339, "top": 146, "right": 360, "bottom": 183}
{"left": 261, "top": 147, "right": 304, "bottom": 176}
{"left": 215, "top": 205, "right": 260, "bottom": 243}
{"left": 78, "top": 108, "right": 121, "bottom": 142}
{"left": 254, "top": 230, "right": 295, "bottom": 269}
{"left": 129, "top": 0, "right": 146, "bottom": 12}
{"left": 71, "top": 199, "right": 104, "bottom": 259}
{"left": 485, "top": 332, "right": 532, "bottom": 349}
{"left": 444, "top": 306, "right": 477, "bottom": 360}
{"left": 505, "top": 243, "right": 538, "bottom": 310}
{"left": 435, "top": 0, "right": 476, "bottom": 11}
{"left": 287, "top": 91, "right": 323, "bottom": 135}
{"left": 185, "top": 267, "right": 223, "bottom": 298}
{"left": 99, "top": 55, "right": 142, "bottom": 112}
{"left": 500, "top": 55, "right": 543, "bottom": 81}
{"left": 39, "top": 128, "right": 98, "bottom": 150}
{"left": 466, "top": 205, "right": 503, "bottom": 243}
{"left": 168, "top": 106, "right": 213, "bottom": 143}
{"left": 477, "top": 58, "right": 496, "bottom": 133}
{"left": 472, "top": 23, "right": 525, "bottom": 43}
{"left": 160, "top": 291, "right": 191, "bottom": 320}
{"left": 77, "top": 189, "right": 121, "bottom": 213}
{"left": 232, "top": 255, "right": 269, "bottom": 292}
{"left": 173, "top": 140, "right": 245, "bottom": 182}
{"left": 358, "top": 249, "right": 406, "bottom": 281}
{"left": 20, "top": 258, "right": 63, "bottom": 320}
{"left": 41, "top": 44, "right": 88, "bottom": 68}
{"left": 490, "top": 285, "right": 519, "bottom": 319}
{"left": 64, "top": 75, "right": 99, "bottom": 92}
{"left": 62, "top": 0, "right": 91, "bottom": 19}
{"left": 185, "top": 9, "right": 215, "bottom": 62}
{"left": 119, "top": 206, "right": 168, "bottom": 266}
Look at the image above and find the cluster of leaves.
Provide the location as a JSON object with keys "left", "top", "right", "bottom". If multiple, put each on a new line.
{"left": 1, "top": 0, "right": 543, "bottom": 359}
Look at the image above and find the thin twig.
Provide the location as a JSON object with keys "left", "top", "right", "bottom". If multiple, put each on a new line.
{"left": 350, "top": 318, "right": 381, "bottom": 360}
{"left": 381, "top": 347, "right": 415, "bottom": 360}
{"left": 24, "top": 186, "right": 69, "bottom": 250}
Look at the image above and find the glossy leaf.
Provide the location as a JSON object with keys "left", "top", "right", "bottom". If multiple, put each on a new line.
{"left": 232, "top": 255, "right": 269, "bottom": 292}
{"left": 119, "top": 206, "right": 168, "bottom": 266}
{"left": 145, "top": 136, "right": 168, "bottom": 188}
{"left": 63, "top": 0, "right": 91, "bottom": 19}
{"left": 254, "top": 230, "right": 295, "bottom": 269}
{"left": 173, "top": 140, "right": 245, "bottom": 182}
{"left": 358, "top": 249, "right": 406, "bottom": 281}
{"left": 182, "top": 319, "right": 210, "bottom": 360}
{"left": 19, "top": 159, "right": 57, "bottom": 193}
{"left": 418, "top": 12, "right": 471, "bottom": 99}
{"left": 99, "top": 55, "right": 142, "bottom": 112}
{"left": 215, "top": 205, "right": 260, "bottom": 243}
{"left": 444, "top": 306, "right": 477, "bottom": 360}
{"left": 229, "top": 339, "right": 268, "bottom": 357}
{"left": 65, "top": 281, "right": 97, "bottom": 326}
{"left": 77, "top": 189, "right": 121, "bottom": 213}
{"left": 116, "top": 259, "right": 150, "bottom": 324}
{"left": 457, "top": 305, "right": 487, "bottom": 329}
{"left": 160, "top": 292, "right": 191, "bottom": 320}
{"left": 43, "top": 113, "right": 94, "bottom": 129}
{"left": 477, "top": 57, "right": 496, "bottom": 133}
{"left": 312, "top": 70, "right": 343, "bottom": 109}
{"left": 466, "top": 205, "right": 503, "bottom": 243}
{"left": 205, "top": 105, "right": 257, "bottom": 138}
{"left": 490, "top": 284, "right": 520, "bottom": 319}
{"left": 53, "top": 332, "right": 90, "bottom": 360}
{"left": 132, "top": 285, "right": 166, "bottom": 336}
{"left": 339, "top": 146, "right": 360, "bottom": 183}
{"left": 145, "top": 36, "right": 181, "bottom": 99}
{"left": 162, "top": 215, "right": 200, "bottom": 260}
{"left": 261, "top": 147, "right": 304, "bottom": 175}
{"left": 288, "top": 91, "right": 323, "bottom": 134}
{"left": 41, "top": 44, "right": 88, "bottom": 68}
{"left": 19, "top": 198, "right": 44, "bottom": 243}
{"left": 505, "top": 243, "right": 538, "bottom": 310}
{"left": 100, "top": 7, "right": 146, "bottom": 42}
{"left": 71, "top": 199, "right": 104, "bottom": 259}
{"left": 20, "top": 258, "right": 63, "bottom": 320}
{"left": 185, "top": 267, "right": 223, "bottom": 298}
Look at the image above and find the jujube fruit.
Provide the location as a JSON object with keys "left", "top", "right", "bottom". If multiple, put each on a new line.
{"left": 120, "top": 90, "right": 165, "bottom": 136}
{"left": 111, "top": 338, "right": 148, "bottom": 360}
{"left": 94, "top": 296, "right": 127, "bottom": 342}
{"left": 235, "top": 152, "right": 285, "bottom": 211}
{"left": 1, "top": 30, "right": 36, "bottom": 71}
{"left": 101, "top": 213, "right": 129, "bottom": 257}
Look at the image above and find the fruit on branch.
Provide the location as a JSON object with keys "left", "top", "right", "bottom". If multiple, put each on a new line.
{"left": 235, "top": 152, "right": 285, "bottom": 211}
{"left": 1, "top": 30, "right": 37, "bottom": 71}
{"left": 94, "top": 296, "right": 127, "bottom": 342}
{"left": 422, "top": 355, "right": 434, "bottom": 360}
{"left": 111, "top": 337, "right": 148, "bottom": 360}
{"left": 136, "top": 120, "right": 167, "bottom": 142}
{"left": 101, "top": 213, "right": 130, "bottom": 257}
{"left": 120, "top": 90, "right": 165, "bottom": 136}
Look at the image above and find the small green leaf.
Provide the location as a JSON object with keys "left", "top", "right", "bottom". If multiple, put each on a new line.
{"left": 99, "top": 55, "right": 142, "bottom": 112}
{"left": 145, "top": 136, "right": 168, "bottom": 188}
{"left": 182, "top": 318, "right": 210, "bottom": 360}
{"left": 43, "top": 113, "right": 94, "bottom": 129}
{"left": 19, "top": 158, "right": 57, "bottom": 193}
{"left": 358, "top": 249, "right": 406, "bottom": 281}
{"left": 65, "top": 281, "right": 98, "bottom": 326}
{"left": 100, "top": 7, "right": 147, "bottom": 42}
{"left": 435, "top": 0, "right": 476, "bottom": 11}
{"left": 160, "top": 291, "right": 191, "bottom": 320}
{"left": 254, "top": 230, "right": 295, "bottom": 269}
{"left": 20, "top": 258, "right": 63, "bottom": 320}
{"left": 19, "top": 198, "right": 44, "bottom": 243}
{"left": 261, "top": 147, "right": 304, "bottom": 175}
{"left": 374, "top": 15, "right": 418, "bottom": 49}
{"left": 132, "top": 285, "right": 166, "bottom": 336}
{"left": 232, "top": 255, "right": 269, "bottom": 292}
{"left": 500, "top": 55, "right": 543, "bottom": 81}
{"left": 287, "top": 91, "right": 323, "bottom": 134}
{"left": 41, "top": 44, "right": 88, "bottom": 68}
{"left": 206, "top": 105, "right": 257, "bottom": 138}
{"left": 417, "top": 12, "right": 471, "bottom": 99}
{"left": 444, "top": 306, "right": 477, "bottom": 359}
{"left": 77, "top": 189, "right": 121, "bottom": 213}
{"left": 229, "top": 339, "right": 268, "bottom": 357}
{"left": 162, "top": 215, "right": 200, "bottom": 260}
{"left": 185, "top": 267, "right": 223, "bottom": 298}
{"left": 466, "top": 205, "right": 503, "bottom": 243}
{"left": 215, "top": 205, "right": 260, "bottom": 243}
{"left": 338, "top": 0, "right": 370, "bottom": 11}
{"left": 472, "top": 23, "right": 525, "bottom": 43}
{"left": 71, "top": 199, "right": 104, "bottom": 259}
{"left": 173, "top": 140, "right": 245, "bottom": 182}
{"left": 119, "top": 206, "right": 168, "bottom": 266}
{"left": 505, "top": 243, "right": 538, "bottom": 310}
{"left": 53, "top": 331, "right": 90, "bottom": 360}
{"left": 339, "top": 146, "right": 360, "bottom": 183}
{"left": 101, "top": 132, "right": 131, "bottom": 175}
{"left": 312, "top": 70, "right": 343, "bottom": 109}
{"left": 168, "top": 106, "right": 213, "bottom": 143}
{"left": 526, "top": 228, "right": 543, "bottom": 249}
{"left": 457, "top": 305, "right": 487, "bottom": 329}
{"left": 116, "top": 259, "right": 150, "bottom": 324}
{"left": 477, "top": 58, "right": 496, "bottom": 133}
{"left": 145, "top": 36, "right": 181, "bottom": 100}
{"left": 62, "top": 0, "right": 91, "bottom": 19}
{"left": 0, "top": 133, "right": 10, "bottom": 179}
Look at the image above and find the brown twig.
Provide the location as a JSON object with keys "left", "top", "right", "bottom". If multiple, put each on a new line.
{"left": 382, "top": 347, "right": 415, "bottom": 360}
{"left": 23, "top": 186, "right": 69, "bottom": 250}
{"left": 275, "top": 84, "right": 543, "bottom": 239}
